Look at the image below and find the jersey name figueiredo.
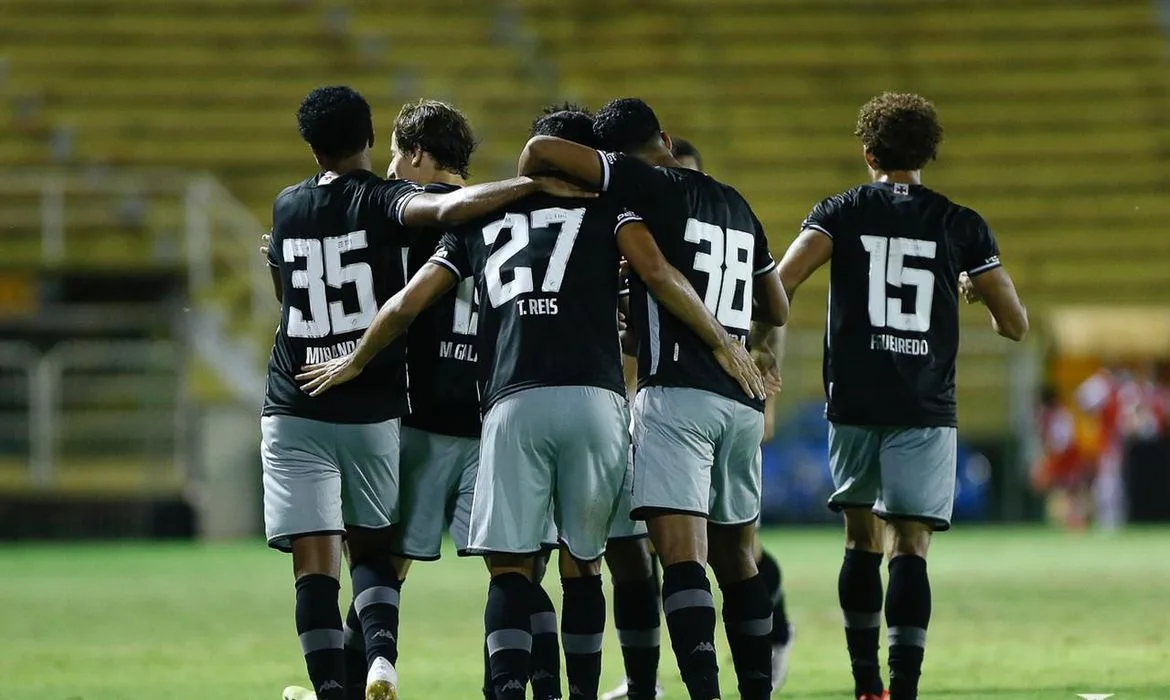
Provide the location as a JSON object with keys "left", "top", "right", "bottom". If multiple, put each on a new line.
{"left": 803, "top": 181, "right": 1002, "bottom": 428}
{"left": 264, "top": 170, "right": 422, "bottom": 424}
{"left": 597, "top": 151, "right": 776, "bottom": 410}
{"left": 428, "top": 193, "right": 626, "bottom": 410}
{"left": 403, "top": 183, "right": 481, "bottom": 438}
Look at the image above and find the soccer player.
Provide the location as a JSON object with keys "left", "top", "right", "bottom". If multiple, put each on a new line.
{"left": 774, "top": 92, "right": 1029, "bottom": 700}
{"left": 518, "top": 97, "right": 789, "bottom": 700}
{"left": 602, "top": 136, "right": 796, "bottom": 700}
{"left": 263, "top": 85, "right": 587, "bottom": 700}
{"left": 297, "top": 104, "right": 765, "bottom": 700}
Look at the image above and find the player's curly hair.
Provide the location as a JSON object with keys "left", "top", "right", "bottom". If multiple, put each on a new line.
{"left": 854, "top": 92, "right": 943, "bottom": 172}
{"left": 393, "top": 99, "right": 476, "bottom": 178}
{"left": 530, "top": 102, "right": 597, "bottom": 147}
{"left": 670, "top": 137, "right": 702, "bottom": 170}
{"left": 593, "top": 97, "right": 663, "bottom": 154}
{"left": 297, "top": 86, "right": 374, "bottom": 160}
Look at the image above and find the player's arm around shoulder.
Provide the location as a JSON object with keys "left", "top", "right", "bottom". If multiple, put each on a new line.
{"left": 518, "top": 135, "right": 606, "bottom": 189}
{"left": 393, "top": 175, "right": 592, "bottom": 228}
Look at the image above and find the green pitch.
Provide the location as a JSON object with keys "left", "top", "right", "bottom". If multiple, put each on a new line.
{"left": 3, "top": 527, "right": 1168, "bottom": 700}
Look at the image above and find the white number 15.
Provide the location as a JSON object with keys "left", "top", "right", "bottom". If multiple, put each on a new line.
{"left": 860, "top": 235, "right": 937, "bottom": 332}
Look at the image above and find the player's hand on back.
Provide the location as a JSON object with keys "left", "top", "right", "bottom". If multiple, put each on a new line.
{"left": 296, "top": 355, "right": 364, "bottom": 397}
{"left": 531, "top": 175, "right": 598, "bottom": 199}
{"left": 260, "top": 232, "right": 272, "bottom": 258}
{"left": 958, "top": 271, "right": 981, "bottom": 304}
{"left": 713, "top": 339, "right": 768, "bottom": 401}
{"left": 752, "top": 347, "right": 783, "bottom": 397}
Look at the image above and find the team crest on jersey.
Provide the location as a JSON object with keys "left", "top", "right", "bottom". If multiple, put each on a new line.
{"left": 893, "top": 183, "right": 910, "bottom": 196}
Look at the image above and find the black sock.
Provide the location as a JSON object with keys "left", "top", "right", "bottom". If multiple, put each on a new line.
{"left": 886, "top": 555, "right": 930, "bottom": 700}
{"left": 661, "top": 561, "right": 720, "bottom": 700}
{"left": 840, "top": 549, "right": 885, "bottom": 698}
{"left": 482, "top": 640, "right": 493, "bottom": 700}
{"left": 562, "top": 574, "right": 605, "bottom": 700}
{"left": 295, "top": 574, "right": 347, "bottom": 700}
{"left": 529, "top": 581, "right": 563, "bottom": 700}
{"left": 351, "top": 561, "right": 402, "bottom": 668}
{"left": 485, "top": 572, "right": 533, "bottom": 700}
{"left": 342, "top": 602, "right": 366, "bottom": 700}
{"left": 720, "top": 575, "right": 774, "bottom": 700}
{"left": 613, "top": 576, "right": 661, "bottom": 700}
{"left": 756, "top": 548, "right": 791, "bottom": 645}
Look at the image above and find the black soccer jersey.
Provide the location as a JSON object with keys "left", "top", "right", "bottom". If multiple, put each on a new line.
{"left": 263, "top": 170, "right": 422, "bottom": 424}
{"left": 596, "top": 151, "right": 776, "bottom": 410}
{"left": 802, "top": 181, "right": 1002, "bottom": 428}
{"left": 428, "top": 193, "right": 626, "bottom": 410}
{"left": 402, "top": 183, "right": 482, "bottom": 438}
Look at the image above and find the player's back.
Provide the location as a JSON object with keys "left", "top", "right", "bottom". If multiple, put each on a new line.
{"left": 430, "top": 193, "right": 625, "bottom": 410}
{"left": 265, "top": 170, "right": 420, "bottom": 423}
{"left": 803, "top": 181, "right": 1002, "bottom": 427}
{"left": 602, "top": 156, "right": 775, "bottom": 410}
{"left": 403, "top": 183, "right": 481, "bottom": 438}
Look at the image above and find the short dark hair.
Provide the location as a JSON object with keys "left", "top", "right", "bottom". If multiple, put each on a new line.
{"left": 297, "top": 86, "right": 374, "bottom": 160}
{"left": 530, "top": 102, "right": 597, "bottom": 148}
{"left": 593, "top": 98, "right": 662, "bottom": 154}
{"left": 854, "top": 92, "right": 943, "bottom": 171}
{"left": 670, "top": 137, "right": 702, "bottom": 170}
{"left": 393, "top": 99, "right": 476, "bottom": 178}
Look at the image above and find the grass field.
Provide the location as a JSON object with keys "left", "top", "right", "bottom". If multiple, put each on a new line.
{"left": 3, "top": 527, "right": 1169, "bottom": 700}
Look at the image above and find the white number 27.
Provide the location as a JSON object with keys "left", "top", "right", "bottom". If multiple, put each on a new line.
{"left": 283, "top": 231, "right": 378, "bottom": 338}
{"left": 860, "top": 235, "right": 937, "bottom": 332}
{"left": 482, "top": 207, "right": 585, "bottom": 308}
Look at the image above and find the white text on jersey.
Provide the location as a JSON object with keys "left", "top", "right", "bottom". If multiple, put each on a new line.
{"left": 870, "top": 333, "right": 930, "bottom": 357}
{"left": 516, "top": 297, "right": 558, "bottom": 316}
{"left": 439, "top": 341, "right": 478, "bottom": 362}
{"left": 305, "top": 339, "right": 358, "bottom": 365}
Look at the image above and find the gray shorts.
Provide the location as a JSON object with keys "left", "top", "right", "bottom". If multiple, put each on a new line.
{"left": 392, "top": 426, "right": 479, "bottom": 560}
{"left": 469, "top": 386, "right": 630, "bottom": 561}
{"left": 630, "top": 386, "right": 764, "bottom": 525}
{"left": 261, "top": 414, "right": 400, "bottom": 552}
{"left": 607, "top": 443, "right": 648, "bottom": 541}
{"left": 827, "top": 423, "right": 958, "bottom": 531}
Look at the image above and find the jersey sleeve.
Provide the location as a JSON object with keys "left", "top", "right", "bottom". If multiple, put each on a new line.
{"left": 596, "top": 151, "right": 674, "bottom": 217}
{"left": 371, "top": 179, "right": 426, "bottom": 230}
{"left": 265, "top": 231, "right": 279, "bottom": 268}
{"left": 751, "top": 212, "right": 777, "bottom": 276}
{"left": 613, "top": 208, "right": 643, "bottom": 236}
{"left": 427, "top": 231, "right": 472, "bottom": 280}
{"left": 799, "top": 195, "right": 844, "bottom": 239}
{"left": 957, "top": 210, "right": 1002, "bottom": 277}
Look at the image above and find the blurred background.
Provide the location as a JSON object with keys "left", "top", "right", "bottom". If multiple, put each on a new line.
{"left": 2, "top": 0, "right": 1169, "bottom": 542}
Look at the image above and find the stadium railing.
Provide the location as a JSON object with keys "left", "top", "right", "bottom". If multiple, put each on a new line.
{"left": 0, "top": 170, "right": 269, "bottom": 402}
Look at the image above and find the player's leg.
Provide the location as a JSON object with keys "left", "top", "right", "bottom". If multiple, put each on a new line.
{"left": 603, "top": 538, "right": 661, "bottom": 700}
{"left": 706, "top": 401, "right": 771, "bottom": 700}
{"left": 337, "top": 418, "right": 403, "bottom": 700}
{"left": 262, "top": 416, "right": 350, "bottom": 700}
{"left": 604, "top": 440, "right": 661, "bottom": 700}
{"left": 554, "top": 385, "right": 631, "bottom": 700}
{"left": 472, "top": 392, "right": 559, "bottom": 700}
{"left": 632, "top": 387, "right": 721, "bottom": 700}
{"left": 875, "top": 427, "right": 956, "bottom": 700}
{"left": 827, "top": 423, "right": 887, "bottom": 700}
{"left": 529, "top": 547, "right": 563, "bottom": 700}
{"left": 752, "top": 530, "right": 794, "bottom": 690}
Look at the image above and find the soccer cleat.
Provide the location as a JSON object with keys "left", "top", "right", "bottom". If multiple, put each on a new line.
{"left": 600, "top": 678, "right": 665, "bottom": 700}
{"left": 771, "top": 623, "right": 796, "bottom": 691}
{"left": 281, "top": 686, "right": 317, "bottom": 700}
{"left": 365, "top": 656, "right": 399, "bottom": 700}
